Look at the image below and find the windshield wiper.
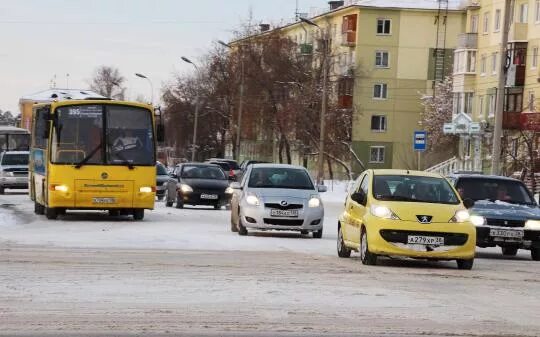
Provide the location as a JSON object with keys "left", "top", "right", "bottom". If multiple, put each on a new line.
{"left": 74, "top": 143, "right": 102, "bottom": 169}
{"left": 106, "top": 140, "right": 134, "bottom": 170}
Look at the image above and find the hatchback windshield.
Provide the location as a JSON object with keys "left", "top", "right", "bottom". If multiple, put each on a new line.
{"left": 373, "top": 175, "right": 460, "bottom": 204}
{"left": 1, "top": 153, "right": 29, "bottom": 166}
{"left": 455, "top": 177, "right": 534, "bottom": 205}
{"left": 248, "top": 167, "right": 314, "bottom": 190}
{"left": 156, "top": 164, "right": 168, "bottom": 176}
{"left": 181, "top": 165, "right": 226, "bottom": 180}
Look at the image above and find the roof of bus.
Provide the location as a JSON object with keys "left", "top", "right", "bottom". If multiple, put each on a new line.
{"left": 32, "top": 100, "right": 153, "bottom": 111}
{"left": 0, "top": 125, "right": 30, "bottom": 134}
{"left": 19, "top": 88, "right": 107, "bottom": 103}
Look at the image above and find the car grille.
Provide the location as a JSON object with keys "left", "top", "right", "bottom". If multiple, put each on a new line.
{"left": 485, "top": 218, "right": 525, "bottom": 228}
{"left": 12, "top": 172, "right": 28, "bottom": 177}
{"left": 3, "top": 168, "right": 28, "bottom": 172}
{"left": 379, "top": 230, "right": 469, "bottom": 246}
{"left": 264, "top": 203, "right": 303, "bottom": 210}
{"left": 263, "top": 218, "right": 304, "bottom": 226}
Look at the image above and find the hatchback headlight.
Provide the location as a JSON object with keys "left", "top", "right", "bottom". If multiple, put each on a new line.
{"left": 470, "top": 215, "right": 485, "bottom": 226}
{"left": 225, "top": 187, "right": 234, "bottom": 194}
{"left": 370, "top": 205, "right": 399, "bottom": 220}
{"left": 450, "top": 209, "right": 470, "bottom": 223}
{"left": 246, "top": 194, "right": 260, "bottom": 206}
{"left": 179, "top": 184, "right": 193, "bottom": 193}
{"left": 308, "top": 195, "right": 321, "bottom": 208}
{"left": 525, "top": 220, "right": 540, "bottom": 230}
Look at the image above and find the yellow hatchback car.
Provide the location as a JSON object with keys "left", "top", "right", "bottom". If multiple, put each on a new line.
{"left": 338, "top": 170, "right": 477, "bottom": 270}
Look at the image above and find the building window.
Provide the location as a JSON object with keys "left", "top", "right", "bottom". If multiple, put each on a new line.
{"left": 478, "top": 96, "right": 484, "bottom": 117}
{"left": 488, "top": 94, "right": 496, "bottom": 117}
{"left": 377, "top": 19, "right": 391, "bottom": 35}
{"left": 480, "top": 55, "right": 487, "bottom": 75}
{"left": 491, "top": 52, "right": 498, "bottom": 74}
{"left": 373, "top": 84, "right": 388, "bottom": 99}
{"left": 533, "top": 47, "right": 539, "bottom": 68}
{"left": 494, "top": 9, "right": 501, "bottom": 31}
{"left": 375, "top": 51, "right": 389, "bottom": 68}
{"left": 471, "top": 14, "right": 479, "bottom": 33}
{"left": 370, "top": 146, "right": 385, "bottom": 163}
{"left": 520, "top": 3, "right": 528, "bottom": 23}
{"left": 511, "top": 138, "right": 519, "bottom": 157}
{"left": 370, "top": 115, "right": 387, "bottom": 132}
{"left": 529, "top": 91, "right": 536, "bottom": 110}
{"left": 464, "top": 138, "right": 471, "bottom": 158}
{"left": 483, "top": 12, "right": 489, "bottom": 34}
{"left": 536, "top": 0, "right": 540, "bottom": 22}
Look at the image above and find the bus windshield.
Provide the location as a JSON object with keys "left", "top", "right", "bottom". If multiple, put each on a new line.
{"left": 51, "top": 104, "right": 155, "bottom": 166}
{"left": 0, "top": 131, "right": 30, "bottom": 152}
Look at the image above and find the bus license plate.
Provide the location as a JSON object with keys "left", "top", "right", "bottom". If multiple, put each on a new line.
{"left": 407, "top": 235, "right": 444, "bottom": 245}
{"left": 270, "top": 209, "right": 299, "bottom": 217}
{"left": 490, "top": 229, "right": 524, "bottom": 238}
{"left": 200, "top": 194, "right": 218, "bottom": 200}
{"left": 92, "top": 197, "right": 116, "bottom": 204}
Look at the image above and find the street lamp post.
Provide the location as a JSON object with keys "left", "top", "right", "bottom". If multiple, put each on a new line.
{"left": 134, "top": 73, "right": 154, "bottom": 105}
{"left": 181, "top": 56, "right": 201, "bottom": 162}
{"left": 218, "top": 40, "right": 245, "bottom": 162}
{"left": 300, "top": 17, "right": 328, "bottom": 185}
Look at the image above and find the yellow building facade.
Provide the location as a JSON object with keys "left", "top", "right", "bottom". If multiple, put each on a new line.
{"left": 448, "top": 0, "right": 540, "bottom": 173}
{"left": 253, "top": 1, "right": 467, "bottom": 171}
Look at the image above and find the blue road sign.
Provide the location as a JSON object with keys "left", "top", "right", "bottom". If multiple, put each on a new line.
{"left": 414, "top": 131, "right": 427, "bottom": 152}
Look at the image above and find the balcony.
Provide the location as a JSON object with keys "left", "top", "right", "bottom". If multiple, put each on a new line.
{"left": 457, "top": 33, "right": 478, "bottom": 49}
{"left": 503, "top": 112, "right": 521, "bottom": 129}
{"left": 521, "top": 112, "right": 540, "bottom": 131}
{"left": 338, "top": 95, "right": 353, "bottom": 109}
{"left": 341, "top": 14, "right": 357, "bottom": 47}
{"left": 509, "top": 23, "right": 528, "bottom": 42}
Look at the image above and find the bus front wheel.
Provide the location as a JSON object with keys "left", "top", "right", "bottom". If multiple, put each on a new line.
{"left": 133, "top": 209, "right": 144, "bottom": 221}
{"left": 34, "top": 202, "right": 45, "bottom": 215}
{"left": 45, "top": 207, "right": 58, "bottom": 220}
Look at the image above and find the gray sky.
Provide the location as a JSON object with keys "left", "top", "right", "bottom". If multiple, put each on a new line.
{"left": 0, "top": 0, "right": 326, "bottom": 114}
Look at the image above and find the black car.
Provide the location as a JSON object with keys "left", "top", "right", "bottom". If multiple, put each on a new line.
{"left": 205, "top": 158, "right": 241, "bottom": 181}
{"left": 448, "top": 173, "right": 540, "bottom": 260}
{"left": 165, "top": 163, "right": 233, "bottom": 209}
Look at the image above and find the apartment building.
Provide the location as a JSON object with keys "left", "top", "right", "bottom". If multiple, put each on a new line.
{"left": 234, "top": 0, "right": 466, "bottom": 171}
{"left": 446, "top": 0, "right": 540, "bottom": 173}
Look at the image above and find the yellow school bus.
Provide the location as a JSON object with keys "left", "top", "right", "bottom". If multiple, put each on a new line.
{"left": 29, "top": 99, "right": 161, "bottom": 220}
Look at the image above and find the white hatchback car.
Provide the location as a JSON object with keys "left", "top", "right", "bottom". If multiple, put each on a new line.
{"left": 229, "top": 164, "right": 326, "bottom": 238}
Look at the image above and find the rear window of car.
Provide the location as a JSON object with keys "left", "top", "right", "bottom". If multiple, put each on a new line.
{"left": 181, "top": 165, "right": 226, "bottom": 180}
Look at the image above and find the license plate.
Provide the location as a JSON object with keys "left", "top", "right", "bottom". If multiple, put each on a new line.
{"left": 92, "top": 197, "right": 116, "bottom": 204}
{"left": 407, "top": 235, "right": 444, "bottom": 245}
{"left": 200, "top": 194, "right": 218, "bottom": 200}
{"left": 490, "top": 229, "right": 524, "bottom": 238}
{"left": 270, "top": 209, "right": 299, "bottom": 217}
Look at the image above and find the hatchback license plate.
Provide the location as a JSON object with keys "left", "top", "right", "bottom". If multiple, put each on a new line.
{"left": 407, "top": 235, "right": 444, "bottom": 245}
{"left": 92, "top": 197, "right": 116, "bottom": 204}
{"left": 490, "top": 229, "right": 524, "bottom": 238}
{"left": 270, "top": 209, "right": 299, "bottom": 217}
{"left": 200, "top": 194, "right": 218, "bottom": 200}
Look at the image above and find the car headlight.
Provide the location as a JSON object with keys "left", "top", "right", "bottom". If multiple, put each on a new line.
{"left": 246, "top": 194, "right": 260, "bottom": 206}
{"left": 450, "top": 209, "right": 470, "bottom": 223}
{"left": 139, "top": 186, "right": 153, "bottom": 193}
{"left": 225, "top": 187, "right": 234, "bottom": 194}
{"left": 469, "top": 215, "right": 485, "bottom": 226}
{"left": 308, "top": 195, "right": 321, "bottom": 208}
{"left": 179, "top": 184, "right": 193, "bottom": 193}
{"left": 525, "top": 220, "right": 540, "bottom": 230}
{"left": 0, "top": 171, "right": 13, "bottom": 177}
{"left": 370, "top": 205, "right": 399, "bottom": 220}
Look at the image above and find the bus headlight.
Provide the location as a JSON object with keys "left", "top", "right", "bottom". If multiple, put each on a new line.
{"left": 525, "top": 220, "right": 540, "bottom": 230}
{"left": 52, "top": 184, "right": 68, "bottom": 192}
{"left": 179, "top": 184, "right": 193, "bottom": 193}
{"left": 139, "top": 186, "right": 154, "bottom": 193}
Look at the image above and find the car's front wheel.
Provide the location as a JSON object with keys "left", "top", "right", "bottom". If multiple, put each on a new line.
{"left": 457, "top": 259, "right": 474, "bottom": 270}
{"left": 337, "top": 225, "right": 351, "bottom": 258}
{"left": 360, "top": 228, "right": 377, "bottom": 265}
{"left": 531, "top": 247, "right": 540, "bottom": 261}
{"left": 175, "top": 195, "right": 184, "bottom": 209}
{"left": 237, "top": 211, "right": 248, "bottom": 236}
{"left": 312, "top": 229, "right": 323, "bottom": 239}
{"left": 502, "top": 246, "right": 518, "bottom": 256}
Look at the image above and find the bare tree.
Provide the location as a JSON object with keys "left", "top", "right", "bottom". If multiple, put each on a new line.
{"left": 89, "top": 66, "right": 126, "bottom": 100}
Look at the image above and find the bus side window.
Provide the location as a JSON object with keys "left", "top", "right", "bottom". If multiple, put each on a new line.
{"left": 33, "top": 107, "right": 50, "bottom": 149}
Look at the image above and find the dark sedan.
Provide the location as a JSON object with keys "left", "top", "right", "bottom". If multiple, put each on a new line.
{"left": 448, "top": 173, "right": 540, "bottom": 261}
{"left": 165, "top": 163, "right": 233, "bottom": 209}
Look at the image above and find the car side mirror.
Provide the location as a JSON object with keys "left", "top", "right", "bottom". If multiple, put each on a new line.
{"left": 463, "top": 198, "right": 475, "bottom": 209}
{"left": 156, "top": 124, "right": 165, "bottom": 143}
{"left": 230, "top": 182, "right": 242, "bottom": 190}
{"left": 317, "top": 185, "right": 328, "bottom": 193}
{"left": 351, "top": 191, "right": 366, "bottom": 206}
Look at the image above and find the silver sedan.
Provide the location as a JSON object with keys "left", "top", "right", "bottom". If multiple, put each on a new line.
{"left": 230, "top": 163, "right": 326, "bottom": 238}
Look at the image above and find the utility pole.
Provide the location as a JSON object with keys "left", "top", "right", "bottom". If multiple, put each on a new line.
{"left": 317, "top": 32, "right": 328, "bottom": 185}
{"left": 181, "top": 56, "right": 201, "bottom": 162}
{"left": 491, "top": 0, "right": 513, "bottom": 175}
{"left": 235, "top": 55, "right": 245, "bottom": 162}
